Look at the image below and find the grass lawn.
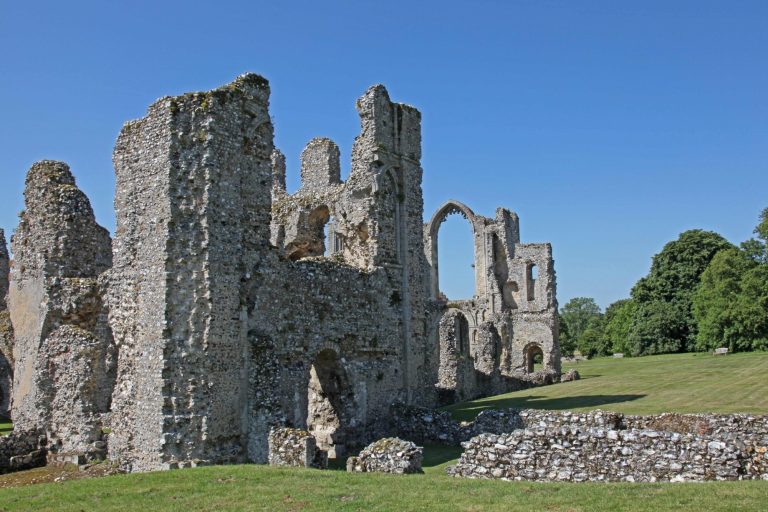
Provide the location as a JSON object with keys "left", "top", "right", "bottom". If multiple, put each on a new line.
{"left": 0, "top": 352, "right": 766, "bottom": 510}
{"left": 0, "top": 461, "right": 766, "bottom": 511}
{"left": 0, "top": 420, "right": 11, "bottom": 436}
{"left": 446, "top": 351, "right": 768, "bottom": 421}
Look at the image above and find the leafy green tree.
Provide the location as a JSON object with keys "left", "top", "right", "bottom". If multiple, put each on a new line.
{"left": 740, "top": 207, "right": 768, "bottom": 264}
{"left": 692, "top": 248, "right": 757, "bottom": 351}
{"left": 603, "top": 299, "right": 636, "bottom": 354}
{"left": 577, "top": 315, "right": 611, "bottom": 358}
{"left": 693, "top": 208, "right": 768, "bottom": 352}
{"left": 629, "top": 230, "right": 733, "bottom": 355}
{"left": 559, "top": 297, "right": 601, "bottom": 356}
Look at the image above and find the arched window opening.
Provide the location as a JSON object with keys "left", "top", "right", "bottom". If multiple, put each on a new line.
{"left": 527, "top": 263, "right": 537, "bottom": 301}
{"left": 524, "top": 344, "right": 544, "bottom": 373}
{"left": 456, "top": 313, "right": 470, "bottom": 356}
{"left": 437, "top": 214, "right": 475, "bottom": 300}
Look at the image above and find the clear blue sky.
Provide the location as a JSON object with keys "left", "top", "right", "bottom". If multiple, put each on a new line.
{"left": 1, "top": 1, "right": 766, "bottom": 309}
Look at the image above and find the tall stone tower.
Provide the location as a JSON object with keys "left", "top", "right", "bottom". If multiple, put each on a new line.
{"left": 107, "top": 74, "right": 275, "bottom": 471}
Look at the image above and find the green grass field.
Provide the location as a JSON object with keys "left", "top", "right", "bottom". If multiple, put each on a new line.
{"left": 0, "top": 352, "right": 766, "bottom": 511}
{"left": 0, "top": 420, "right": 11, "bottom": 436}
{"left": 447, "top": 351, "right": 768, "bottom": 421}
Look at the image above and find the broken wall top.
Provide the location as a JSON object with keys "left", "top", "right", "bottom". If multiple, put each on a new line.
{"left": 11, "top": 161, "right": 112, "bottom": 281}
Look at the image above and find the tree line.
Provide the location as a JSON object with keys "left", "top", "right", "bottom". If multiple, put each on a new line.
{"left": 559, "top": 208, "right": 768, "bottom": 357}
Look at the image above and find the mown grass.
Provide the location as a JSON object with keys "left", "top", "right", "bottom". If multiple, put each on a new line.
{"left": 0, "top": 420, "right": 11, "bottom": 437}
{"left": 446, "top": 351, "right": 768, "bottom": 421}
{"left": 1, "top": 352, "right": 767, "bottom": 510}
{"left": 0, "top": 463, "right": 766, "bottom": 512}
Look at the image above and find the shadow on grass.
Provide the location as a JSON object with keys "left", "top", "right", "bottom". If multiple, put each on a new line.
{"left": 447, "top": 394, "right": 646, "bottom": 422}
{"left": 0, "top": 420, "right": 12, "bottom": 437}
{"left": 422, "top": 444, "right": 462, "bottom": 468}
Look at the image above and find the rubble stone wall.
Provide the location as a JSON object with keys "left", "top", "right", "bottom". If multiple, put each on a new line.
{"left": 0, "top": 428, "right": 46, "bottom": 474}
{"left": 267, "top": 427, "right": 326, "bottom": 469}
{"left": 448, "top": 426, "right": 768, "bottom": 482}
{"left": 3, "top": 74, "right": 562, "bottom": 474}
{"left": 8, "top": 161, "right": 114, "bottom": 457}
{"left": 108, "top": 74, "right": 274, "bottom": 472}
{"left": 347, "top": 437, "right": 423, "bottom": 474}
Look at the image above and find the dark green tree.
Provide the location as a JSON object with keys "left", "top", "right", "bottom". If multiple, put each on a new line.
{"left": 628, "top": 230, "right": 733, "bottom": 355}
{"left": 740, "top": 207, "right": 768, "bottom": 264}
{"left": 559, "top": 297, "right": 602, "bottom": 357}
{"left": 577, "top": 315, "right": 611, "bottom": 358}
{"left": 692, "top": 248, "right": 757, "bottom": 351}
{"left": 603, "top": 299, "right": 635, "bottom": 354}
{"left": 693, "top": 208, "right": 768, "bottom": 352}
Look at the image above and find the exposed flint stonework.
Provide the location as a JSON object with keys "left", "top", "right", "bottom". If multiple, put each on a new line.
{"left": 5, "top": 74, "right": 560, "bottom": 473}
{"left": 107, "top": 74, "right": 274, "bottom": 472}
{"left": 426, "top": 201, "right": 560, "bottom": 404}
{"left": 346, "top": 437, "right": 423, "bottom": 474}
{"left": 8, "top": 161, "right": 114, "bottom": 458}
{"left": 0, "top": 229, "right": 11, "bottom": 419}
{"left": 268, "top": 427, "right": 327, "bottom": 469}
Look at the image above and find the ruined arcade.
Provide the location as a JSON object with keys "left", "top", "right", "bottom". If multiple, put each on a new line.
{"left": 0, "top": 74, "right": 559, "bottom": 472}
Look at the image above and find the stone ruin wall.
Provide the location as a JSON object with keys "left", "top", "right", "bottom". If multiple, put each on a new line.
{"left": 448, "top": 410, "right": 768, "bottom": 482}
{"left": 7, "top": 161, "right": 115, "bottom": 461}
{"left": 425, "top": 201, "right": 560, "bottom": 405}
{"left": 0, "top": 229, "right": 11, "bottom": 419}
{"left": 0, "top": 73, "right": 560, "bottom": 473}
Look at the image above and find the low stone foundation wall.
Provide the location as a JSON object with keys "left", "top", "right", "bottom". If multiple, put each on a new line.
{"left": 347, "top": 438, "right": 423, "bottom": 474}
{"left": 624, "top": 413, "right": 768, "bottom": 443}
{"left": 390, "top": 404, "right": 626, "bottom": 445}
{"left": 448, "top": 426, "right": 768, "bottom": 482}
{"left": 267, "top": 427, "right": 327, "bottom": 469}
{"left": 0, "top": 429, "right": 46, "bottom": 474}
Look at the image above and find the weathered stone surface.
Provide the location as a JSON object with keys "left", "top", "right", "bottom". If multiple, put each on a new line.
{"left": 0, "top": 228, "right": 9, "bottom": 311}
{"left": 107, "top": 74, "right": 274, "bottom": 472}
{"left": 1, "top": 229, "right": 15, "bottom": 419}
{"left": 3, "top": 75, "right": 562, "bottom": 474}
{"left": 427, "top": 202, "right": 560, "bottom": 404}
{"left": 347, "top": 437, "right": 423, "bottom": 474}
{"left": 561, "top": 369, "right": 580, "bottom": 382}
{"left": 8, "top": 161, "right": 114, "bottom": 454}
{"left": 448, "top": 426, "right": 762, "bottom": 482}
{"left": 268, "top": 427, "right": 327, "bottom": 469}
{"left": 0, "top": 428, "right": 46, "bottom": 474}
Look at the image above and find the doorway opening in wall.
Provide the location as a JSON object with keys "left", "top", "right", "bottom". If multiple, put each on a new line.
{"left": 524, "top": 344, "right": 544, "bottom": 373}
{"left": 307, "top": 349, "right": 352, "bottom": 459}
{"left": 437, "top": 214, "right": 475, "bottom": 300}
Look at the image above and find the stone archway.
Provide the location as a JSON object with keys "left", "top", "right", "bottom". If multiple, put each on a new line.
{"left": 426, "top": 200, "right": 482, "bottom": 300}
{"left": 523, "top": 343, "right": 544, "bottom": 373}
{"left": 307, "top": 349, "right": 352, "bottom": 459}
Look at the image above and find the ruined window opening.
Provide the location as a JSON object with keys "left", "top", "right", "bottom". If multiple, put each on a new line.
{"left": 456, "top": 313, "right": 470, "bottom": 356}
{"left": 436, "top": 213, "right": 475, "bottom": 300}
{"left": 324, "top": 216, "right": 344, "bottom": 257}
{"left": 287, "top": 205, "right": 331, "bottom": 261}
{"left": 307, "top": 349, "right": 351, "bottom": 459}
{"left": 503, "top": 281, "right": 520, "bottom": 309}
{"left": 524, "top": 344, "right": 544, "bottom": 373}
{"left": 527, "top": 263, "right": 537, "bottom": 301}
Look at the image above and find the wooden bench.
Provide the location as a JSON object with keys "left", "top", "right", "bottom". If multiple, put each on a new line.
{"left": 714, "top": 347, "right": 729, "bottom": 356}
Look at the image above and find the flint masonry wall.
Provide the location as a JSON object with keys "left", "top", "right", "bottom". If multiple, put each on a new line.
{"left": 108, "top": 74, "right": 274, "bottom": 471}
{"left": 251, "top": 84, "right": 433, "bottom": 462}
{"left": 426, "top": 201, "right": 560, "bottom": 404}
{"left": 448, "top": 426, "right": 765, "bottom": 482}
{"left": 2, "top": 74, "right": 560, "bottom": 473}
{"left": 0, "top": 229, "right": 11, "bottom": 418}
{"left": 8, "top": 161, "right": 114, "bottom": 456}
